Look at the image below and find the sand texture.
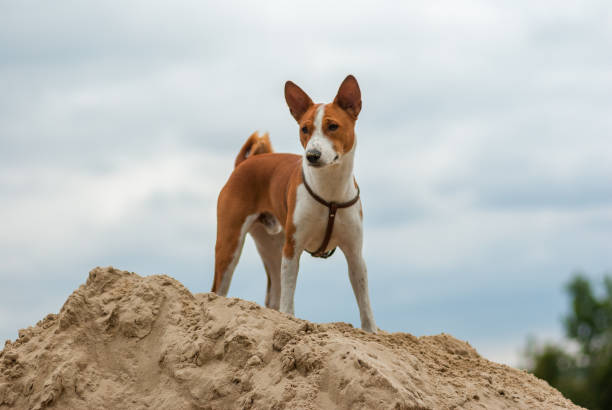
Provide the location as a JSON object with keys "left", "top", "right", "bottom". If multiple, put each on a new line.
{"left": 1, "top": 267, "right": 580, "bottom": 409}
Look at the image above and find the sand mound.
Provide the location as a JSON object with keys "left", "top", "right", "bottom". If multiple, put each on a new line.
{"left": 1, "top": 267, "right": 579, "bottom": 410}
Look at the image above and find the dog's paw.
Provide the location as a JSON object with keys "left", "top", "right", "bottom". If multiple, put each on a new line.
{"left": 361, "top": 322, "right": 378, "bottom": 334}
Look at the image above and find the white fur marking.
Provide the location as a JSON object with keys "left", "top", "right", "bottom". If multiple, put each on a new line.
{"left": 306, "top": 105, "right": 337, "bottom": 166}
{"left": 280, "top": 254, "right": 300, "bottom": 315}
{"left": 313, "top": 104, "right": 325, "bottom": 131}
{"left": 302, "top": 142, "right": 358, "bottom": 203}
{"left": 218, "top": 214, "right": 258, "bottom": 295}
{"left": 342, "top": 246, "right": 377, "bottom": 333}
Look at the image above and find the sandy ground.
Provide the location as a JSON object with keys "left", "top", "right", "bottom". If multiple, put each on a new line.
{"left": 0, "top": 267, "right": 580, "bottom": 409}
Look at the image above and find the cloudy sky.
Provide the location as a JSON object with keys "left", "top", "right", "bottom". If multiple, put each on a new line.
{"left": 1, "top": 1, "right": 611, "bottom": 365}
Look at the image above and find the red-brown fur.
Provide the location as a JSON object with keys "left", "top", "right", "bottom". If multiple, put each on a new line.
{"left": 234, "top": 131, "right": 273, "bottom": 168}
{"left": 212, "top": 153, "right": 302, "bottom": 292}
{"left": 212, "top": 75, "right": 361, "bottom": 294}
{"left": 297, "top": 103, "right": 357, "bottom": 154}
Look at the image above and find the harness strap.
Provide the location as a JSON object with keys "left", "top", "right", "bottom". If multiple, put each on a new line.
{"left": 301, "top": 169, "right": 360, "bottom": 258}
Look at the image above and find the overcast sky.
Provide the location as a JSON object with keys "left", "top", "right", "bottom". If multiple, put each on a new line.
{"left": 1, "top": 1, "right": 611, "bottom": 365}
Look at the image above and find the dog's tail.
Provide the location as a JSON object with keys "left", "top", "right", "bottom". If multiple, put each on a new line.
{"left": 234, "top": 131, "right": 274, "bottom": 168}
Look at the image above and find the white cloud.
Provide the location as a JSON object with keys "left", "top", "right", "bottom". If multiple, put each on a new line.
{"left": 0, "top": 147, "right": 229, "bottom": 276}
{"left": 1, "top": 1, "right": 611, "bottom": 361}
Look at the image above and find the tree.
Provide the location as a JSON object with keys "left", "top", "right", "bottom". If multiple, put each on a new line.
{"left": 524, "top": 274, "right": 612, "bottom": 410}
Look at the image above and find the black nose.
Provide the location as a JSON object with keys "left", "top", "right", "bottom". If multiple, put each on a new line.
{"left": 306, "top": 149, "right": 321, "bottom": 163}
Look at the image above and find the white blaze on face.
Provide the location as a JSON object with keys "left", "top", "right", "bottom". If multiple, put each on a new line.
{"left": 306, "top": 104, "right": 337, "bottom": 165}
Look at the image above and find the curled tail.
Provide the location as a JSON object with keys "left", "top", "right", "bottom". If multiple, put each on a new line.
{"left": 235, "top": 131, "right": 274, "bottom": 168}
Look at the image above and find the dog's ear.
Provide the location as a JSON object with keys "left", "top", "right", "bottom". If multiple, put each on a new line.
{"left": 333, "top": 75, "right": 361, "bottom": 119}
{"left": 285, "top": 81, "right": 314, "bottom": 122}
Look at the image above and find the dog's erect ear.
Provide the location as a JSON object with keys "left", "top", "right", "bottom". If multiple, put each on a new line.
{"left": 285, "top": 81, "right": 314, "bottom": 122}
{"left": 333, "top": 75, "right": 362, "bottom": 119}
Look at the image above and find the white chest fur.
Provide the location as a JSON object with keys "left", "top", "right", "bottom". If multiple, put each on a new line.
{"left": 292, "top": 184, "right": 363, "bottom": 254}
{"left": 291, "top": 140, "right": 362, "bottom": 255}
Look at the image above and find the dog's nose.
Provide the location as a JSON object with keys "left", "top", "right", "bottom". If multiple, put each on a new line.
{"left": 306, "top": 149, "right": 321, "bottom": 164}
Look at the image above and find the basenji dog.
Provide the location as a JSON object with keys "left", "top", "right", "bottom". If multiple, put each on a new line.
{"left": 211, "top": 75, "right": 377, "bottom": 333}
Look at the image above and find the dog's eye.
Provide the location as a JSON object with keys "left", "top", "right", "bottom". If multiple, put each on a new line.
{"left": 301, "top": 126, "right": 308, "bottom": 134}
{"left": 327, "top": 123, "right": 339, "bottom": 131}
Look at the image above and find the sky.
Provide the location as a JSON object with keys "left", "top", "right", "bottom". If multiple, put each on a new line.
{"left": 1, "top": 1, "right": 611, "bottom": 365}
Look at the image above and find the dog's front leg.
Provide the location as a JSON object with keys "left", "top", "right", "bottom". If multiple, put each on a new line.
{"left": 279, "top": 251, "right": 301, "bottom": 315}
{"left": 342, "top": 244, "right": 377, "bottom": 333}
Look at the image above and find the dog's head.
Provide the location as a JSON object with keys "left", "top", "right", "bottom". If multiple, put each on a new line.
{"left": 284, "top": 75, "right": 361, "bottom": 168}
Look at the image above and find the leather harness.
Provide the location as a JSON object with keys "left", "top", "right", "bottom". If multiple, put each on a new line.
{"left": 301, "top": 169, "right": 360, "bottom": 258}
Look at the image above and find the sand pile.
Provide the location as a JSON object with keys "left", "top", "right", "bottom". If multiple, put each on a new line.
{"left": 1, "top": 267, "right": 579, "bottom": 410}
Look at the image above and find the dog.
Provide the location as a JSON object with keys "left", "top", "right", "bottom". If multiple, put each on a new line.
{"left": 211, "top": 75, "right": 376, "bottom": 333}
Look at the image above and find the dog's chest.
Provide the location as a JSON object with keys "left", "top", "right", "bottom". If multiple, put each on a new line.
{"left": 292, "top": 184, "right": 362, "bottom": 253}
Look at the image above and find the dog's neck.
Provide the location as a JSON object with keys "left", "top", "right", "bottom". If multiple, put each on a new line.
{"left": 302, "top": 141, "right": 357, "bottom": 203}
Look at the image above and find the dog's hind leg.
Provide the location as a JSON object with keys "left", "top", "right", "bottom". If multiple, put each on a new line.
{"left": 249, "top": 214, "right": 284, "bottom": 310}
{"left": 212, "top": 214, "right": 258, "bottom": 296}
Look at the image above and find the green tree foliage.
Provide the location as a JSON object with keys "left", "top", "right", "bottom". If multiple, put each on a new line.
{"left": 524, "top": 274, "right": 612, "bottom": 409}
